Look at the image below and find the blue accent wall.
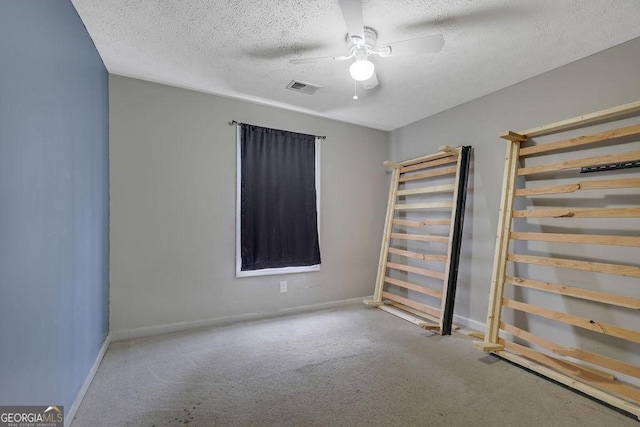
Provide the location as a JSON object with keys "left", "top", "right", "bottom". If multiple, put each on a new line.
{"left": 0, "top": 0, "right": 109, "bottom": 415}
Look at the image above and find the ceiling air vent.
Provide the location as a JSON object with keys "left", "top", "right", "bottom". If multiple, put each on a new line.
{"left": 286, "top": 80, "right": 321, "bottom": 95}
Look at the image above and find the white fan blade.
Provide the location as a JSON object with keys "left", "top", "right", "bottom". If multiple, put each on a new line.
{"left": 289, "top": 55, "right": 349, "bottom": 64}
{"left": 362, "top": 72, "right": 378, "bottom": 90}
{"left": 338, "top": 0, "right": 364, "bottom": 40}
{"left": 383, "top": 34, "right": 444, "bottom": 57}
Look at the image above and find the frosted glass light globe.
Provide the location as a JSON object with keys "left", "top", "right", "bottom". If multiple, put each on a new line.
{"left": 349, "top": 59, "right": 375, "bottom": 81}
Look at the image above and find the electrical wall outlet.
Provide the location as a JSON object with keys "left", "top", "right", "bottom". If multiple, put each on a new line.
{"left": 280, "top": 281, "right": 287, "bottom": 293}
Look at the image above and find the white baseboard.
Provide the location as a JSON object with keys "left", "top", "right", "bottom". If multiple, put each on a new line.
{"left": 66, "top": 333, "right": 111, "bottom": 427}
{"left": 453, "top": 313, "right": 486, "bottom": 334}
{"left": 111, "top": 296, "right": 369, "bottom": 342}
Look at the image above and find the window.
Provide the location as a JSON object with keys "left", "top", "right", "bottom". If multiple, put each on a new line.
{"left": 235, "top": 123, "right": 321, "bottom": 277}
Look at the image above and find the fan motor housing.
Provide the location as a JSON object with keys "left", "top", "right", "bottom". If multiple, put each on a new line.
{"left": 347, "top": 27, "right": 377, "bottom": 50}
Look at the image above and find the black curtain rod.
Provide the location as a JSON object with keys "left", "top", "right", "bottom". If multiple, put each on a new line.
{"left": 229, "top": 120, "right": 326, "bottom": 140}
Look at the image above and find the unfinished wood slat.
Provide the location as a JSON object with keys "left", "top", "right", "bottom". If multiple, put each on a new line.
{"left": 401, "top": 155, "right": 458, "bottom": 173}
{"left": 519, "top": 123, "right": 640, "bottom": 157}
{"left": 383, "top": 276, "right": 443, "bottom": 299}
{"left": 394, "top": 201, "right": 453, "bottom": 210}
{"left": 552, "top": 348, "right": 640, "bottom": 380}
{"left": 510, "top": 231, "right": 640, "bottom": 247}
{"left": 505, "top": 276, "right": 640, "bottom": 310}
{"left": 517, "top": 150, "right": 640, "bottom": 176}
{"left": 387, "top": 301, "right": 441, "bottom": 326}
{"left": 500, "top": 339, "right": 640, "bottom": 404}
{"left": 507, "top": 253, "right": 640, "bottom": 279}
{"left": 513, "top": 207, "right": 640, "bottom": 218}
{"left": 515, "top": 177, "right": 640, "bottom": 196}
{"left": 386, "top": 262, "right": 445, "bottom": 280}
{"left": 515, "top": 183, "right": 580, "bottom": 196}
{"left": 579, "top": 177, "right": 640, "bottom": 191}
{"left": 387, "top": 247, "right": 447, "bottom": 262}
{"left": 396, "top": 183, "right": 455, "bottom": 196}
{"left": 501, "top": 131, "right": 527, "bottom": 142}
{"left": 376, "top": 304, "right": 432, "bottom": 328}
{"left": 392, "top": 218, "right": 452, "bottom": 228}
{"left": 383, "top": 160, "right": 403, "bottom": 169}
{"left": 382, "top": 291, "right": 441, "bottom": 319}
{"left": 496, "top": 350, "right": 640, "bottom": 419}
{"left": 399, "top": 147, "right": 458, "bottom": 167}
{"left": 399, "top": 166, "right": 457, "bottom": 182}
{"left": 507, "top": 100, "right": 640, "bottom": 139}
{"left": 389, "top": 233, "right": 449, "bottom": 243}
{"left": 502, "top": 298, "right": 640, "bottom": 344}
{"left": 500, "top": 322, "right": 616, "bottom": 381}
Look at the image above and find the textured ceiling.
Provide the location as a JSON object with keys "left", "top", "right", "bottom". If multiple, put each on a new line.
{"left": 71, "top": 0, "right": 640, "bottom": 131}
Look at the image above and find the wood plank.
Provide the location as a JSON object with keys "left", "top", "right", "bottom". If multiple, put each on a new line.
{"left": 387, "top": 247, "right": 447, "bottom": 262}
{"left": 513, "top": 207, "right": 640, "bottom": 218}
{"left": 372, "top": 168, "right": 401, "bottom": 303}
{"left": 485, "top": 140, "right": 521, "bottom": 343}
{"left": 386, "top": 262, "right": 445, "bottom": 280}
{"left": 383, "top": 160, "right": 402, "bottom": 169}
{"left": 396, "top": 183, "right": 455, "bottom": 196}
{"left": 394, "top": 201, "right": 453, "bottom": 210}
{"left": 377, "top": 304, "right": 433, "bottom": 329}
{"left": 399, "top": 148, "right": 458, "bottom": 167}
{"left": 502, "top": 298, "right": 640, "bottom": 344}
{"left": 468, "top": 331, "right": 485, "bottom": 340}
{"left": 474, "top": 341, "right": 505, "bottom": 351}
{"left": 507, "top": 253, "right": 640, "bottom": 279}
{"left": 401, "top": 156, "right": 457, "bottom": 173}
{"left": 579, "top": 177, "right": 640, "bottom": 191}
{"left": 500, "top": 339, "right": 640, "bottom": 404}
{"left": 552, "top": 347, "right": 640, "bottom": 380}
{"left": 387, "top": 301, "right": 442, "bottom": 326}
{"left": 500, "top": 322, "right": 615, "bottom": 381}
{"left": 392, "top": 218, "right": 451, "bottom": 228}
{"left": 496, "top": 350, "right": 640, "bottom": 419}
{"left": 389, "top": 233, "right": 449, "bottom": 243}
{"left": 515, "top": 183, "right": 580, "bottom": 196}
{"left": 519, "top": 123, "right": 640, "bottom": 157}
{"left": 382, "top": 291, "right": 441, "bottom": 318}
{"left": 515, "top": 177, "right": 640, "bottom": 196}
{"left": 517, "top": 150, "right": 640, "bottom": 176}
{"left": 363, "top": 299, "right": 383, "bottom": 307}
{"left": 383, "top": 276, "right": 443, "bottom": 299}
{"left": 399, "top": 166, "right": 457, "bottom": 183}
{"left": 439, "top": 145, "right": 459, "bottom": 156}
{"left": 501, "top": 131, "right": 527, "bottom": 142}
{"left": 505, "top": 276, "right": 640, "bottom": 310}
{"left": 509, "top": 231, "right": 640, "bottom": 247}
{"left": 508, "top": 100, "right": 640, "bottom": 139}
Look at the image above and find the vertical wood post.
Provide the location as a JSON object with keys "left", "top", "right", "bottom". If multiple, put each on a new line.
{"left": 372, "top": 165, "right": 401, "bottom": 302}
{"left": 481, "top": 137, "right": 522, "bottom": 346}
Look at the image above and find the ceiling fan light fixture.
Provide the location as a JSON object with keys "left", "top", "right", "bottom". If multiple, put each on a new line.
{"left": 349, "top": 58, "right": 375, "bottom": 81}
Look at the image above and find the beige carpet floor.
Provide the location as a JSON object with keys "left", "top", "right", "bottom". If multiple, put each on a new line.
{"left": 72, "top": 305, "right": 638, "bottom": 426}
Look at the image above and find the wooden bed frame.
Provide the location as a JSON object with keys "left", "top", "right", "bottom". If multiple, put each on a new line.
{"left": 475, "top": 101, "right": 640, "bottom": 419}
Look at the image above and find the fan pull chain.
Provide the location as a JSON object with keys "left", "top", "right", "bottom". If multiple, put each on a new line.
{"left": 353, "top": 81, "right": 358, "bottom": 100}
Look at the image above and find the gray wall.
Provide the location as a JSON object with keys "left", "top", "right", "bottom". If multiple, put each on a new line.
{"left": 0, "top": 0, "right": 109, "bottom": 414}
{"left": 391, "top": 37, "right": 640, "bottom": 380}
{"left": 109, "top": 75, "right": 389, "bottom": 337}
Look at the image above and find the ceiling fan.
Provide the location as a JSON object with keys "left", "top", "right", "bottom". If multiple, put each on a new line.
{"left": 289, "top": 0, "right": 445, "bottom": 90}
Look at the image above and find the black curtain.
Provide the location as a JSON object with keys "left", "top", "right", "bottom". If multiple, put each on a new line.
{"left": 240, "top": 124, "right": 321, "bottom": 271}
